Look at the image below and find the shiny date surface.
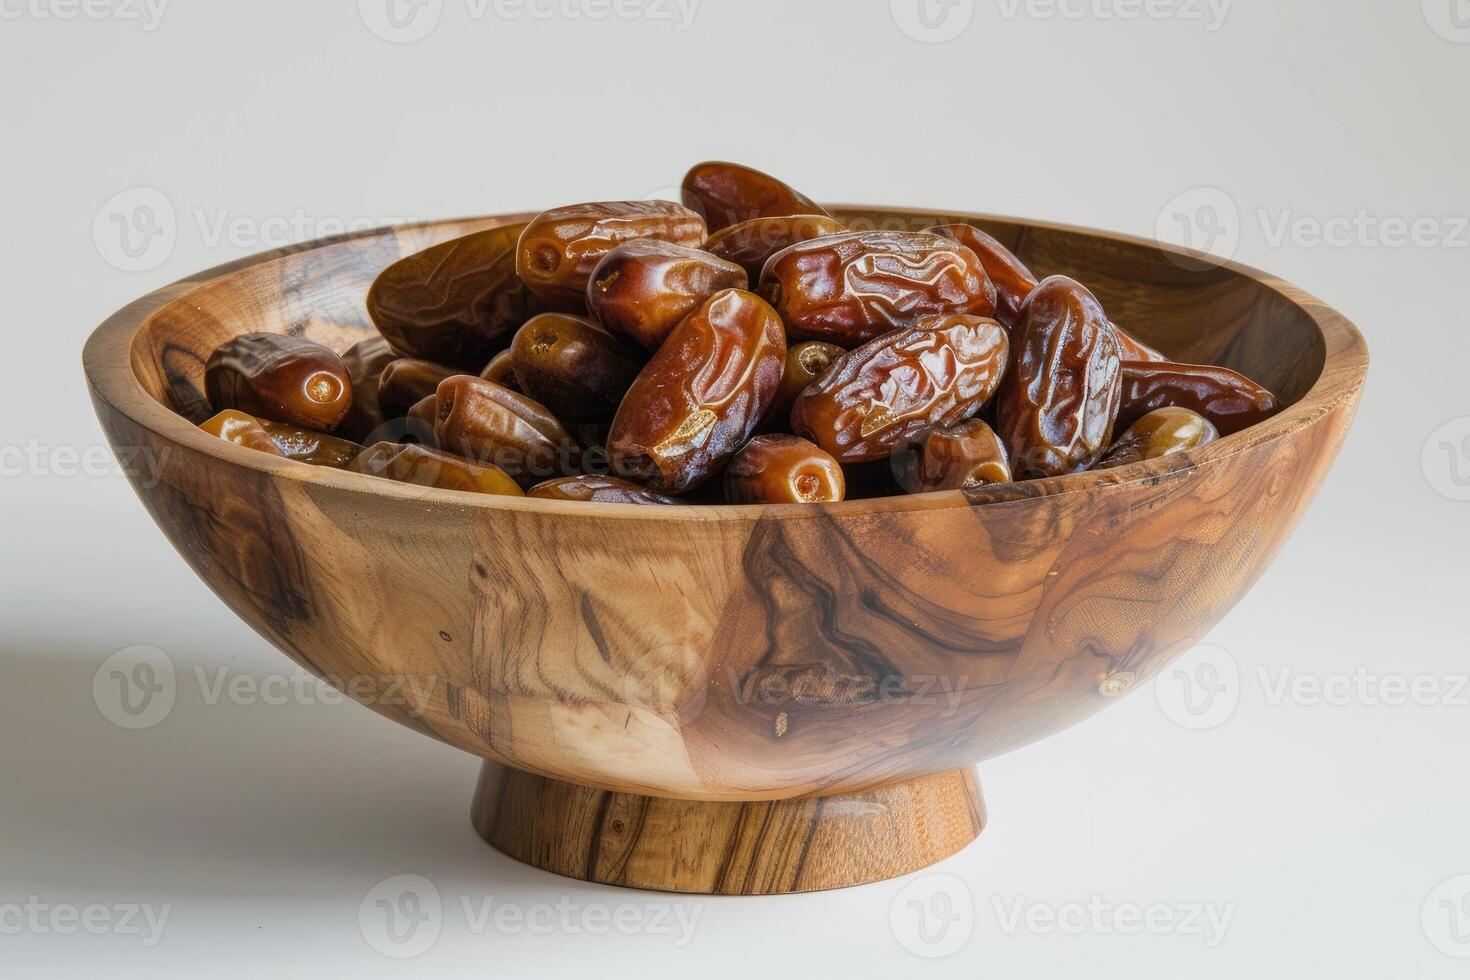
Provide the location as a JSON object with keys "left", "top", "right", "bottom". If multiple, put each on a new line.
{"left": 510, "top": 313, "right": 644, "bottom": 423}
{"left": 434, "top": 375, "right": 580, "bottom": 487}
{"left": 1096, "top": 406, "right": 1219, "bottom": 469}
{"left": 680, "top": 161, "right": 829, "bottom": 232}
{"left": 703, "top": 214, "right": 847, "bottom": 282}
{"left": 586, "top": 240, "right": 747, "bottom": 351}
{"left": 1118, "top": 361, "right": 1281, "bottom": 436}
{"left": 527, "top": 475, "right": 678, "bottom": 505}
{"left": 723, "top": 435, "right": 845, "bottom": 504}
{"left": 205, "top": 333, "right": 353, "bottom": 432}
{"left": 895, "top": 418, "right": 1011, "bottom": 493}
{"left": 351, "top": 441, "right": 523, "bottom": 496}
{"left": 516, "top": 201, "right": 705, "bottom": 305}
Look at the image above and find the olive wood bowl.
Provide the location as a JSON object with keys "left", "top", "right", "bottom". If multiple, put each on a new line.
{"left": 83, "top": 206, "right": 1367, "bottom": 894}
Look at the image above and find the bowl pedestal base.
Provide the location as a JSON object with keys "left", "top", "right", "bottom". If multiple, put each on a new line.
{"left": 470, "top": 762, "right": 986, "bottom": 895}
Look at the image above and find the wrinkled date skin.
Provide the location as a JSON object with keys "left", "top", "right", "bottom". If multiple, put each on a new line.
{"left": 792, "top": 314, "right": 1009, "bottom": 463}
{"left": 724, "top": 435, "right": 845, "bottom": 504}
{"left": 895, "top": 418, "right": 1012, "bottom": 493}
{"left": 586, "top": 240, "right": 747, "bottom": 351}
{"left": 759, "top": 231, "right": 997, "bottom": 346}
{"left": 703, "top": 214, "right": 847, "bottom": 282}
{"left": 260, "top": 421, "right": 362, "bottom": 468}
{"left": 608, "top": 289, "right": 785, "bottom": 493}
{"left": 527, "top": 475, "right": 677, "bottom": 505}
{"left": 199, "top": 409, "right": 287, "bottom": 457}
{"left": 435, "top": 375, "right": 581, "bottom": 488}
{"left": 516, "top": 201, "right": 706, "bottom": 305}
{"left": 1118, "top": 361, "right": 1281, "bottom": 435}
{"left": 367, "top": 223, "right": 553, "bottom": 369}
{"left": 763, "top": 340, "right": 843, "bottom": 433}
{"left": 378, "top": 358, "right": 460, "bottom": 418}
{"left": 351, "top": 441, "right": 523, "bottom": 497}
{"left": 205, "top": 333, "right": 353, "bottom": 431}
{"left": 996, "top": 276, "right": 1123, "bottom": 477}
{"left": 680, "top": 161, "right": 830, "bottom": 232}
{"left": 1097, "top": 406, "right": 1219, "bottom": 469}
{"left": 510, "top": 313, "right": 644, "bottom": 422}
{"left": 337, "top": 335, "right": 398, "bottom": 442}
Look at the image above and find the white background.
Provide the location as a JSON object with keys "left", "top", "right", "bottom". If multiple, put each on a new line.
{"left": 2, "top": 1, "right": 1468, "bottom": 976}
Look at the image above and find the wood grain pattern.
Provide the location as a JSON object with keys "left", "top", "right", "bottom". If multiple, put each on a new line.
{"left": 83, "top": 206, "right": 1367, "bottom": 892}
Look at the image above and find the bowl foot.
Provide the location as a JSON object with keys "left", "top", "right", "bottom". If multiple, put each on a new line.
{"left": 470, "top": 762, "right": 985, "bottom": 895}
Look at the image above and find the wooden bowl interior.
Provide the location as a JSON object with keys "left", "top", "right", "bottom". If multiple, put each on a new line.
{"left": 126, "top": 208, "right": 1327, "bottom": 427}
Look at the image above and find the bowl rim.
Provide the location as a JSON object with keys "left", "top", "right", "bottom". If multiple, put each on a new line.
{"left": 83, "top": 205, "right": 1369, "bottom": 522}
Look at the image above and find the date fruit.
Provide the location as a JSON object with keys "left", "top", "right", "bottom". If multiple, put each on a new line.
{"left": 260, "top": 421, "right": 362, "bottom": 468}
{"left": 703, "top": 214, "right": 846, "bottom": 282}
{"left": 759, "top": 231, "right": 997, "bottom": 346}
{"left": 792, "top": 314, "right": 1009, "bottom": 463}
{"left": 680, "top": 161, "right": 829, "bottom": 232}
{"left": 337, "top": 335, "right": 398, "bottom": 442}
{"left": 1096, "top": 406, "right": 1219, "bottom": 469}
{"left": 724, "top": 435, "right": 845, "bottom": 504}
{"left": 926, "top": 224, "right": 1039, "bottom": 329}
{"left": 996, "top": 276, "right": 1123, "bottom": 477}
{"left": 586, "top": 240, "right": 747, "bottom": 351}
{"left": 479, "top": 349, "right": 520, "bottom": 391}
{"left": 527, "top": 475, "right": 677, "bottom": 505}
{"left": 434, "top": 375, "right": 580, "bottom": 487}
{"left": 199, "top": 409, "right": 287, "bottom": 457}
{"left": 516, "top": 201, "right": 705, "bottom": 305}
{"left": 378, "top": 358, "right": 460, "bottom": 418}
{"left": 351, "top": 442, "right": 523, "bottom": 496}
{"left": 608, "top": 289, "right": 785, "bottom": 493}
{"left": 895, "top": 418, "right": 1011, "bottom": 492}
{"left": 1118, "top": 361, "right": 1281, "bottom": 435}
{"left": 368, "top": 223, "right": 551, "bottom": 369}
{"left": 205, "top": 333, "right": 353, "bottom": 431}
{"left": 510, "top": 313, "right": 644, "bottom": 422}
{"left": 763, "top": 340, "right": 843, "bottom": 432}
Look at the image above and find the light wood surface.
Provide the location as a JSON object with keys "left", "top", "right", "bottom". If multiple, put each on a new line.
{"left": 83, "top": 206, "right": 1367, "bottom": 893}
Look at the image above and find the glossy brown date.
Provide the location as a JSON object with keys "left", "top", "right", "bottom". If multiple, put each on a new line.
{"left": 378, "top": 358, "right": 459, "bottom": 418}
{"left": 1096, "top": 406, "right": 1219, "bottom": 469}
{"left": 703, "top": 214, "right": 847, "bottom": 282}
{"left": 1118, "top": 361, "right": 1281, "bottom": 435}
{"left": 527, "top": 475, "right": 677, "bottom": 505}
{"left": 260, "top": 421, "right": 362, "bottom": 468}
{"left": 509, "top": 313, "right": 643, "bottom": 423}
{"left": 724, "top": 435, "right": 846, "bottom": 504}
{"left": 516, "top": 201, "right": 705, "bottom": 305}
{"left": 996, "top": 276, "right": 1123, "bottom": 477}
{"left": 405, "top": 394, "right": 438, "bottom": 441}
{"left": 895, "top": 418, "right": 1011, "bottom": 492}
{"left": 762, "top": 340, "right": 843, "bottom": 433}
{"left": 337, "top": 335, "right": 398, "bottom": 442}
{"left": 791, "top": 314, "right": 1009, "bottom": 463}
{"left": 608, "top": 289, "right": 785, "bottom": 493}
{"left": 434, "top": 375, "right": 580, "bottom": 488}
{"left": 199, "top": 409, "right": 287, "bottom": 457}
{"left": 478, "top": 349, "right": 520, "bottom": 391}
{"left": 759, "top": 231, "right": 997, "bottom": 346}
{"left": 680, "top": 161, "right": 830, "bottom": 232}
{"left": 367, "top": 223, "right": 553, "bottom": 369}
{"left": 586, "top": 240, "right": 747, "bottom": 351}
{"left": 926, "top": 224, "right": 1038, "bottom": 329}
{"left": 350, "top": 441, "right": 523, "bottom": 497}
{"left": 205, "top": 333, "right": 353, "bottom": 431}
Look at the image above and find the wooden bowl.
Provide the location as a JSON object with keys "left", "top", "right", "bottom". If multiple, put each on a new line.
{"left": 83, "top": 207, "right": 1367, "bottom": 894}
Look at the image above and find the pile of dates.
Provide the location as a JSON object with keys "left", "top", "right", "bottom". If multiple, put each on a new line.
{"left": 197, "top": 161, "right": 1282, "bottom": 504}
